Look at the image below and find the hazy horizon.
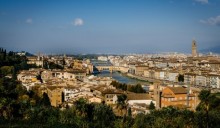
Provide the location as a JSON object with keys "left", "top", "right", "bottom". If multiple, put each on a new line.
{"left": 1, "top": 0, "right": 220, "bottom": 54}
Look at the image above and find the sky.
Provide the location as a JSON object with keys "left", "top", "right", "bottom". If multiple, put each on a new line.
{"left": 0, "top": 0, "right": 220, "bottom": 54}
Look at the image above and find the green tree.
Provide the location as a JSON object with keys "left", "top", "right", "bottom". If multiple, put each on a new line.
{"left": 0, "top": 66, "right": 13, "bottom": 76}
{"left": 40, "top": 93, "right": 51, "bottom": 107}
{"left": 117, "top": 94, "right": 127, "bottom": 116}
{"left": 149, "top": 101, "right": 155, "bottom": 110}
{"left": 20, "top": 61, "right": 29, "bottom": 70}
{"left": 59, "top": 106, "right": 83, "bottom": 127}
{"left": 128, "top": 84, "right": 146, "bottom": 93}
{"left": 198, "top": 90, "right": 210, "bottom": 127}
{"left": 74, "top": 98, "right": 88, "bottom": 117}
{"left": 133, "top": 113, "right": 148, "bottom": 128}
{"left": 93, "top": 104, "right": 115, "bottom": 128}
{"left": 178, "top": 74, "right": 184, "bottom": 82}
{"left": 36, "top": 74, "right": 43, "bottom": 83}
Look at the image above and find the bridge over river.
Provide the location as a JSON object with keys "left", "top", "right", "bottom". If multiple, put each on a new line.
{"left": 91, "top": 60, "right": 119, "bottom": 73}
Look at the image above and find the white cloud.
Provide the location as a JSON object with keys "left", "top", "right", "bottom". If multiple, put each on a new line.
{"left": 200, "top": 15, "right": 220, "bottom": 26}
{"left": 72, "top": 18, "right": 84, "bottom": 26}
{"left": 194, "top": 0, "right": 208, "bottom": 4}
{"left": 26, "top": 18, "right": 33, "bottom": 24}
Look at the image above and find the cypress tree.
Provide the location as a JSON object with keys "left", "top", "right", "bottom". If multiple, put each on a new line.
{"left": 41, "top": 92, "right": 51, "bottom": 107}
{"left": 3, "top": 49, "right": 6, "bottom": 60}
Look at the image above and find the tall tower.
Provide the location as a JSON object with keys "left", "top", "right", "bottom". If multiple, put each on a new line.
{"left": 192, "top": 40, "right": 197, "bottom": 57}
{"left": 154, "top": 81, "right": 161, "bottom": 109}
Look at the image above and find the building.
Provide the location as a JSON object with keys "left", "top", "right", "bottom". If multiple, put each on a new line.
{"left": 63, "top": 87, "right": 80, "bottom": 101}
{"left": 102, "top": 89, "right": 123, "bottom": 105}
{"left": 192, "top": 40, "right": 198, "bottom": 57}
{"left": 184, "top": 73, "right": 196, "bottom": 86}
{"left": 195, "top": 75, "right": 207, "bottom": 87}
{"left": 167, "top": 71, "right": 179, "bottom": 82}
{"left": 127, "top": 93, "right": 155, "bottom": 115}
{"left": 161, "top": 86, "right": 198, "bottom": 110}
{"left": 135, "top": 65, "right": 149, "bottom": 76}
{"left": 153, "top": 82, "right": 162, "bottom": 109}
{"left": 27, "top": 56, "right": 45, "bottom": 67}
{"left": 127, "top": 93, "right": 155, "bottom": 106}
{"left": 208, "top": 74, "right": 220, "bottom": 88}
{"left": 98, "top": 56, "right": 108, "bottom": 61}
{"left": 73, "top": 60, "right": 83, "bottom": 69}
{"left": 88, "top": 97, "right": 102, "bottom": 103}
{"left": 47, "top": 86, "right": 64, "bottom": 107}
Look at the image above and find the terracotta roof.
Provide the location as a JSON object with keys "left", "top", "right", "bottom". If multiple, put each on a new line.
{"left": 47, "top": 86, "right": 64, "bottom": 91}
{"left": 163, "top": 94, "right": 175, "bottom": 98}
{"left": 168, "top": 87, "right": 187, "bottom": 94}
{"left": 102, "top": 89, "right": 123, "bottom": 94}
{"left": 127, "top": 93, "right": 151, "bottom": 100}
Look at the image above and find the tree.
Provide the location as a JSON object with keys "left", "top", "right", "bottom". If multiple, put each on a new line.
{"left": 74, "top": 98, "right": 88, "bottom": 117}
{"left": 178, "top": 74, "right": 184, "bottom": 82}
{"left": 117, "top": 94, "right": 127, "bottom": 116}
{"left": 197, "top": 90, "right": 211, "bottom": 128}
{"left": 128, "top": 84, "right": 146, "bottom": 93}
{"left": 3, "top": 49, "right": 6, "bottom": 60}
{"left": 133, "top": 113, "right": 148, "bottom": 128}
{"left": 0, "top": 66, "right": 13, "bottom": 76}
{"left": 149, "top": 101, "right": 155, "bottom": 110}
{"left": 12, "top": 66, "right": 17, "bottom": 80}
{"left": 41, "top": 93, "right": 51, "bottom": 107}
{"left": 93, "top": 104, "right": 115, "bottom": 128}
{"left": 128, "top": 107, "right": 132, "bottom": 117}
{"left": 59, "top": 106, "right": 82, "bottom": 127}
{"left": 43, "top": 61, "right": 48, "bottom": 69}
{"left": 20, "top": 61, "right": 29, "bottom": 70}
{"left": 36, "top": 74, "right": 43, "bottom": 83}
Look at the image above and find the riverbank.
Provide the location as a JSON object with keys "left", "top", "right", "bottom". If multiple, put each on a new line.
{"left": 95, "top": 71, "right": 151, "bottom": 85}
{"left": 125, "top": 73, "right": 154, "bottom": 84}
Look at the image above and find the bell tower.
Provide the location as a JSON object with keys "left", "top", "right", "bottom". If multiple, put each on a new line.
{"left": 192, "top": 40, "right": 197, "bottom": 57}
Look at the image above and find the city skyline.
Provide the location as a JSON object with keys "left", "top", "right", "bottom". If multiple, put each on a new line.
{"left": 0, "top": 0, "right": 220, "bottom": 54}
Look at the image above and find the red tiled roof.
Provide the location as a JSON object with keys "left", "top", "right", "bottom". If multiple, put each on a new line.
{"left": 167, "top": 87, "right": 187, "bottom": 94}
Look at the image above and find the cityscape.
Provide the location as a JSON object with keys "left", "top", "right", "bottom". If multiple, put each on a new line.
{"left": 1, "top": 0, "right": 220, "bottom": 127}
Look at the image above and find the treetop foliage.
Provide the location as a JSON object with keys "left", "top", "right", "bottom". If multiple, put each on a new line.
{"left": 111, "top": 81, "right": 146, "bottom": 93}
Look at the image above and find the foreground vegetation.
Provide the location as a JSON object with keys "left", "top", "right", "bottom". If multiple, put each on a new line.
{"left": 1, "top": 75, "right": 220, "bottom": 127}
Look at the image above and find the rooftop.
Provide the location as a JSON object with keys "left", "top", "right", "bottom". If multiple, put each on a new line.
{"left": 127, "top": 93, "right": 151, "bottom": 100}
{"left": 167, "top": 87, "right": 188, "bottom": 94}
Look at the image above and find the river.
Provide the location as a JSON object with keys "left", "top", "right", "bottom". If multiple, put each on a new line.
{"left": 94, "top": 71, "right": 150, "bottom": 85}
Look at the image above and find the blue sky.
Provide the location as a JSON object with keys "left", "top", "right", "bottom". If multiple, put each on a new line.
{"left": 0, "top": 0, "right": 220, "bottom": 54}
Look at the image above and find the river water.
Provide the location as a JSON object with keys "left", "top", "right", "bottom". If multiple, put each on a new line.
{"left": 95, "top": 71, "right": 150, "bottom": 85}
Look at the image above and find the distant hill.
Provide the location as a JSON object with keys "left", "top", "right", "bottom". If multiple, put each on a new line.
{"left": 26, "top": 52, "right": 35, "bottom": 56}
